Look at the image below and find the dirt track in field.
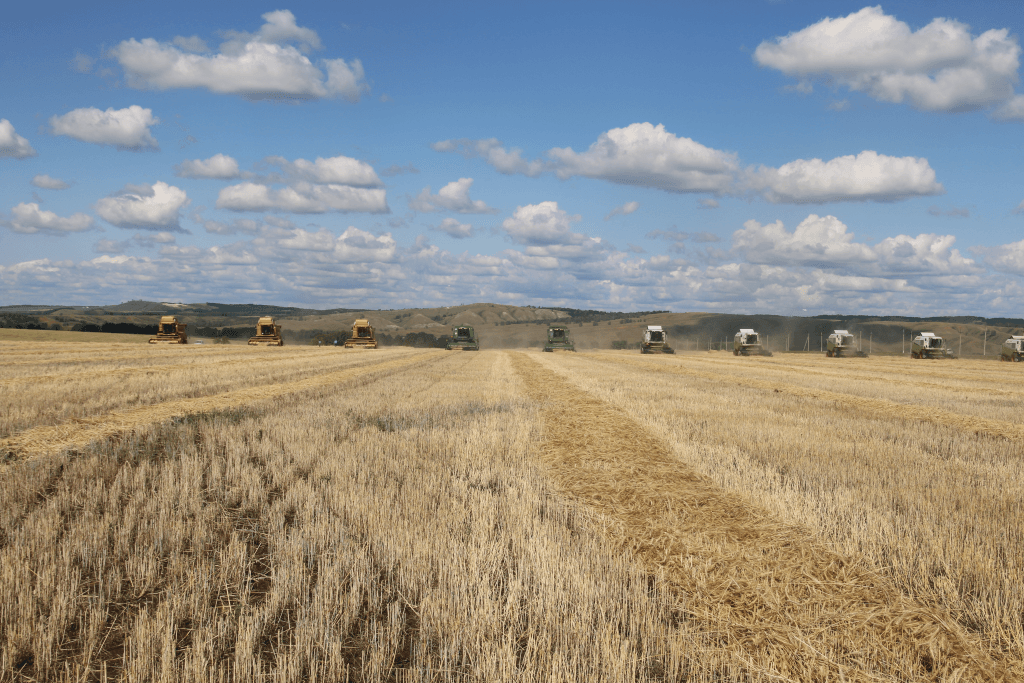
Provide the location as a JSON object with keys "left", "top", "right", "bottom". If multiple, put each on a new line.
{"left": 510, "top": 351, "right": 1012, "bottom": 681}
{"left": 0, "top": 352, "right": 432, "bottom": 466}
{"left": 587, "top": 353, "right": 1024, "bottom": 441}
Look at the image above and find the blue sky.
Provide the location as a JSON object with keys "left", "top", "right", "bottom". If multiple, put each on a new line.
{"left": 3, "top": 1, "right": 1024, "bottom": 315}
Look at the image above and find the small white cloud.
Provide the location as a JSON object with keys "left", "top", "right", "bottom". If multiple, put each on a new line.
{"left": 828, "top": 99, "right": 851, "bottom": 112}
{"left": 604, "top": 201, "right": 640, "bottom": 220}
{"left": 112, "top": 10, "right": 367, "bottom": 101}
{"left": 748, "top": 150, "right": 944, "bottom": 203}
{"left": 71, "top": 52, "right": 94, "bottom": 73}
{"left": 95, "top": 181, "right": 190, "bottom": 230}
{"left": 994, "top": 95, "right": 1024, "bottom": 121}
{"left": 216, "top": 182, "right": 388, "bottom": 214}
{"left": 1014, "top": 200, "right": 1024, "bottom": 214}
{"left": 435, "top": 217, "right": 474, "bottom": 238}
{"left": 175, "top": 154, "right": 242, "bottom": 179}
{"left": 502, "top": 201, "right": 582, "bottom": 245}
{"left": 755, "top": 6, "right": 1022, "bottom": 114}
{"left": 0, "top": 119, "right": 37, "bottom": 159}
{"left": 431, "top": 138, "right": 546, "bottom": 176}
{"left": 548, "top": 123, "right": 739, "bottom": 194}
{"left": 31, "top": 174, "right": 70, "bottom": 190}
{"left": 266, "top": 155, "right": 382, "bottom": 187}
{"left": 49, "top": 105, "right": 159, "bottom": 150}
{"left": 927, "top": 205, "right": 970, "bottom": 218}
{"left": 409, "top": 178, "right": 496, "bottom": 213}
{"left": 698, "top": 198, "right": 719, "bottom": 209}
{"left": 94, "top": 239, "right": 129, "bottom": 254}
{"left": 5, "top": 203, "right": 94, "bottom": 235}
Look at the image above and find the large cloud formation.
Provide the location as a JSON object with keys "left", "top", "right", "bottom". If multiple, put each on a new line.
{"left": 111, "top": 10, "right": 368, "bottom": 101}
{"left": 435, "top": 123, "right": 942, "bottom": 204}
{"left": 0, "top": 209, "right": 1015, "bottom": 316}
{"left": 95, "top": 181, "right": 190, "bottom": 231}
{"left": 755, "top": 6, "right": 1022, "bottom": 115}
{"left": 0, "top": 119, "right": 37, "bottom": 158}
{"left": 215, "top": 154, "right": 387, "bottom": 214}
{"left": 50, "top": 106, "right": 159, "bottom": 150}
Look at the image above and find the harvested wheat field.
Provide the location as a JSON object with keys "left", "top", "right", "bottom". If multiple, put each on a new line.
{"left": 2, "top": 343, "right": 1023, "bottom": 681}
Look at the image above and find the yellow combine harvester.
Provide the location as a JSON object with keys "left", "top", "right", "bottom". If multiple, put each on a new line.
{"left": 248, "top": 316, "right": 284, "bottom": 346}
{"left": 149, "top": 316, "right": 188, "bottom": 344}
{"left": 344, "top": 319, "right": 378, "bottom": 349}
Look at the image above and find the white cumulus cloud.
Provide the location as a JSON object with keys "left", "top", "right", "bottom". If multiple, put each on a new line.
{"left": 50, "top": 106, "right": 159, "bottom": 150}
{"left": 605, "top": 201, "right": 639, "bottom": 220}
{"left": 0, "top": 119, "right": 37, "bottom": 158}
{"left": 111, "top": 10, "right": 367, "bottom": 101}
{"left": 409, "top": 178, "right": 496, "bottom": 213}
{"left": 4, "top": 203, "right": 94, "bottom": 235}
{"left": 266, "top": 155, "right": 382, "bottom": 187}
{"left": 435, "top": 217, "right": 474, "bottom": 238}
{"left": 175, "top": 153, "right": 241, "bottom": 179}
{"left": 430, "top": 138, "right": 546, "bottom": 176}
{"left": 755, "top": 6, "right": 1022, "bottom": 113}
{"left": 748, "top": 151, "right": 944, "bottom": 203}
{"left": 734, "top": 214, "right": 980, "bottom": 277}
{"left": 95, "top": 181, "right": 190, "bottom": 230}
{"left": 547, "top": 123, "right": 739, "bottom": 194}
{"left": 216, "top": 182, "right": 387, "bottom": 214}
{"left": 31, "top": 174, "right": 70, "bottom": 190}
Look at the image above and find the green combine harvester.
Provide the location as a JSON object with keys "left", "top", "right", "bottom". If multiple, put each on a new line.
{"left": 543, "top": 325, "right": 575, "bottom": 352}
{"left": 446, "top": 325, "right": 480, "bottom": 351}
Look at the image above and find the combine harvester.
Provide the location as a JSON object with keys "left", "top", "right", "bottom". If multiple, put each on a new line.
{"left": 148, "top": 316, "right": 188, "bottom": 344}
{"left": 825, "top": 330, "right": 867, "bottom": 357}
{"left": 733, "top": 329, "right": 772, "bottom": 356}
{"left": 344, "top": 319, "right": 378, "bottom": 349}
{"left": 543, "top": 325, "right": 575, "bottom": 352}
{"left": 1000, "top": 335, "right": 1024, "bottom": 362}
{"left": 911, "top": 332, "right": 954, "bottom": 359}
{"left": 248, "top": 316, "right": 284, "bottom": 346}
{"left": 446, "top": 325, "right": 480, "bottom": 351}
{"left": 641, "top": 325, "right": 674, "bottom": 353}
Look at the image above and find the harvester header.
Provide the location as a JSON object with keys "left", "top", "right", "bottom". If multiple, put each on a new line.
{"left": 248, "top": 316, "right": 284, "bottom": 346}
{"left": 148, "top": 316, "right": 188, "bottom": 344}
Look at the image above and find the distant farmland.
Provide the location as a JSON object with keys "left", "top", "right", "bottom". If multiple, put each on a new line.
{"left": 1, "top": 340, "right": 1022, "bottom": 681}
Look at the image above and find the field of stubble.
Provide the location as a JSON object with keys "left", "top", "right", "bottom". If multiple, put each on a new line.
{"left": 1, "top": 340, "right": 1022, "bottom": 682}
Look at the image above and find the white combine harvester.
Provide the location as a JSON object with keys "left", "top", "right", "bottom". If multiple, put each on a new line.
{"left": 1000, "top": 336, "right": 1024, "bottom": 362}
{"left": 911, "top": 332, "right": 954, "bottom": 359}
{"left": 641, "top": 325, "right": 674, "bottom": 353}
{"left": 825, "top": 329, "right": 866, "bottom": 357}
{"left": 733, "top": 329, "right": 772, "bottom": 356}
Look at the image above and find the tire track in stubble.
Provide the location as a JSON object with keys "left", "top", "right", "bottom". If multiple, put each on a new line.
{"left": 510, "top": 351, "right": 1012, "bottom": 682}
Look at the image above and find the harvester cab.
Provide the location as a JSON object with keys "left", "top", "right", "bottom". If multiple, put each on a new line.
{"left": 248, "top": 316, "right": 284, "bottom": 346}
{"left": 446, "top": 325, "right": 480, "bottom": 351}
{"left": 911, "top": 332, "right": 953, "bottom": 359}
{"left": 826, "top": 329, "right": 865, "bottom": 357}
{"left": 148, "top": 316, "right": 188, "bottom": 344}
{"left": 641, "top": 325, "right": 674, "bottom": 353}
{"left": 733, "top": 329, "right": 772, "bottom": 356}
{"left": 344, "top": 319, "right": 378, "bottom": 349}
{"left": 543, "top": 325, "right": 575, "bottom": 352}
{"left": 1000, "top": 336, "right": 1024, "bottom": 362}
